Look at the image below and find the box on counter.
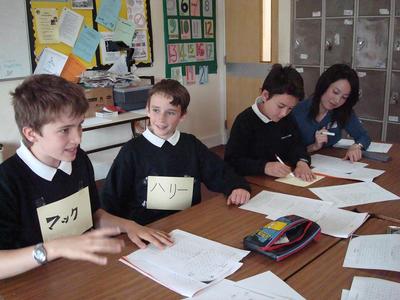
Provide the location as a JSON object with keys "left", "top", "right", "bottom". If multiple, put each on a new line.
{"left": 84, "top": 87, "right": 114, "bottom": 118}
{"left": 113, "top": 84, "right": 152, "bottom": 111}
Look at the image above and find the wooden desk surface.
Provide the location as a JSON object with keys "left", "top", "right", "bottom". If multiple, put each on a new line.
{"left": 0, "top": 185, "right": 340, "bottom": 300}
{"left": 247, "top": 144, "right": 400, "bottom": 220}
{"left": 286, "top": 218, "right": 400, "bottom": 300}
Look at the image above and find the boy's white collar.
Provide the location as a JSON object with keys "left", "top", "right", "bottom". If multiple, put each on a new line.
{"left": 142, "top": 128, "right": 180, "bottom": 147}
{"left": 16, "top": 142, "right": 72, "bottom": 181}
{"left": 251, "top": 96, "right": 271, "bottom": 124}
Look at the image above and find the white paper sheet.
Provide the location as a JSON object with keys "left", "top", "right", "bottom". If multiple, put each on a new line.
{"left": 341, "top": 289, "right": 349, "bottom": 300}
{"left": 310, "top": 182, "right": 399, "bottom": 208}
{"left": 347, "top": 277, "right": 400, "bottom": 300}
{"left": 34, "top": 48, "right": 68, "bottom": 75}
{"left": 343, "top": 234, "right": 400, "bottom": 272}
{"left": 311, "top": 154, "right": 368, "bottom": 172}
{"left": 312, "top": 166, "right": 385, "bottom": 182}
{"left": 121, "top": 229, "right": 249, "bottom": 297}
{"left": 240, "top": 191, "right": 368, "bottom": 238}
{"left": 58, "top": 7, "right": 84, "bottom": 47}
{"left": 334, "top": 138, "right": 392, "bottom": 153}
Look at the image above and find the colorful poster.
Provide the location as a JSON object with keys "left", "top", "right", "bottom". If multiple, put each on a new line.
{"left": 163, "top": 0, "right": 217, "bottom": 82}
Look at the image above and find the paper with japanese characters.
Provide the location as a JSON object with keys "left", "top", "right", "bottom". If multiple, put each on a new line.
{"left": 37, "top": 186, "right": 92, "bottom": 242}
{"left": 345, "top": 277, "right": 400, "bottom": 300}
{"left": 147, "top": 176, "right": 194, "bottom": 210}
{"left": 343, "top": 234, "right": 400, "bottom": 272}
{"left": 120, "top": 229, "right": 249, "bottom": 297}
{"left": 310, "top": 182, "right": 399, "bottom": 208}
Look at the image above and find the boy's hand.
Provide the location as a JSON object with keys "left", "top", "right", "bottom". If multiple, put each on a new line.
{"left": 45, "top": 227, "right": 124, "bottom": 265}
{"left": 227, "top": 188, "right": 250, "bottom": 205}
{"left": 343, "top": 144, "right": 362, "bottom": 162}
{"left": 125, "top": 222, "right": 173, "bottom": 250}
{"left": 264, "top": 162, "right": 292, "bottom": 178}
{"left": 294, "top": 161, "right": 315, "bottom": 181}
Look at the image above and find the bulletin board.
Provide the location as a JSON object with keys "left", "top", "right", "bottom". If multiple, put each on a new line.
{"left": 28, "top": 0, "right": 153, "bottom": 74}
{"left": 163, "top": 0, "right": 217, "bottom": 83}
{"left": 0, "top": 0, "right": 32, "bottom": 80}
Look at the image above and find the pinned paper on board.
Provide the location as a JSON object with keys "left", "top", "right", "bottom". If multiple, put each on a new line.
{"left": 60, "top": 54, "right": 86, "bottom": 83}
{"left": 72, "top": 26, "right": 101, "bottom": 62}
{"left": 112, "top": 18, "right": 136, "bottom": 47}
{"left": 95, "top": 0, "right": 121, "bottom": 31}
{"left": 34, "top": 47, "right": 68, "bottom": 75}
{"left": 58, "top": 7, "right": 84, "bottom": 47}
{"left": 34, "top": 7, "right": 60, "bottom": 44}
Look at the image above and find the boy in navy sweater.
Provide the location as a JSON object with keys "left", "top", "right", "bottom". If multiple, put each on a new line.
{"left": 0, "top": 75, "right": 172, "bottom": 279}
{"left": 101, "top": 79, "right": 251, "bottom": 225}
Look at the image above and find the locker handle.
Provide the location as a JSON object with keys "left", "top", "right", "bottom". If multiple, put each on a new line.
{"left": 325, "top": 40, "right": 333, "bottom": 51}
{"left": 357, "top": 39, "right": 367, "bottom": 50}
{"left": 390, "top": 92, "right": 399, "bottom": 105}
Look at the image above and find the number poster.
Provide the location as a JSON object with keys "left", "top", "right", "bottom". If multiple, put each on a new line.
{"left": 163, "top": 0, "right": 217, "bottom": 84}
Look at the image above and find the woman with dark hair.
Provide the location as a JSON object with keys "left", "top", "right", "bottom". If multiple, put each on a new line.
{"left": 292, "top": 64, "right": 370, "bottom": 162}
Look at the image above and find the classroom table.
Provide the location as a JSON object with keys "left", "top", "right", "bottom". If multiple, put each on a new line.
{"left": 247, "top": 144, "right": 400, "bottom": 221}
{"left": 286, "top": 218, "right": 400, "bottom": 300}
{"left": 0, "top": 184, "right": 340, "bottom": 300}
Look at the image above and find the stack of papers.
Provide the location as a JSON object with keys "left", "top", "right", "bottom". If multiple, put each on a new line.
{"left": 120, "top": 229, "right": 249, "bottom": 297}
{"left": 343, "top": 234, "right": 400, "bottom": 272}
{"left": 311, "top": 154, "right": 385, "bottom": 182}
{"left": 240, "top": 191, "right": 368, "bottom": 238}
{"left": 188, "top": 271, "right": 305, "bottom": 299}
{"left": 334, "top": 138, "right": 392, "bottom": 153}
{"left": 310, "top": 182, "right": 399, "bottom": 208}
{"left": 341, "top": 277, "right": 400, "bottom": 300}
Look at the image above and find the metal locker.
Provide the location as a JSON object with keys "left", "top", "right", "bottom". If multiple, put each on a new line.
{"left": 396, "top": 0, "right": 400, "bottom": 15}
{"left": 356, "top": 70, "right": 386, "bottom": 120}
{"left": 355, "top": 18, "right": 389, "bottom": 69}
{"left": 326, "top": 0, "right": 354, "bottom": 17}
{"left": 389, "top": 72, "right": 400, "bottom": 122}
{"left": 358, "top": 0, "right": 390, "bottom": 16}
{"left": 386, "top": 123, "right": 400, "bottom": 142}
{"left": 325, "top": 19, "right": 353, "bottom": 66}
{"left": 295, "top": 0, "right": 322, "bottom": 18}
{"left": 295, "top": 67, "right": 320, "bottom": 98}
{"left": 359, "top": 120, "right": 383, "bottom": 141}
{"left": 293, "top": 20, "right": 321, "bottom": 65}
{"left": 392, "top": 18, "right": 400, "bottom": 69}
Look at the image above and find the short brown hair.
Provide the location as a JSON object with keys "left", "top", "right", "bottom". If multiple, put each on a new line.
{"left": 147, "top": 79, "right": 190, "bottom": 115}
{"left": 11, "top": 74, "right": 88, "bottom": 145}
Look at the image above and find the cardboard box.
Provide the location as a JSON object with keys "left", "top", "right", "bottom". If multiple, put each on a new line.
{"left": 84, "top": 87, "right": 114, "bottom": 118}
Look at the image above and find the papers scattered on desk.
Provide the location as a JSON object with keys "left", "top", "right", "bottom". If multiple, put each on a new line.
{"left": 310, "top": 182, "right": 399, "bottom": 208}
{"left": 341, "top": 277, "right": 400, "bottom": 300}
{"left": 310, "top": 154, "right": 384, "bottom": 181}
{"left": 120, "top": 229, "right": 249, "bottom": 297}
{"left": 240, "top": 191, "right": 368, "bottom": 238}
{"left": 275, "top": 174, "right": 325, "bottom": 187}
{"left": 187, "top": 271, "right": 305, "bottom": 300}
{"left": 334, "top": 138, "right": 392, "bottom": 153}
{"left": 343, "top": 234, "right": 400, "bottom": 272}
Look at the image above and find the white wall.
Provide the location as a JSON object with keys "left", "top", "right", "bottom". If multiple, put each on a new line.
{"left": 0, "top": 0, "right": 291, "bottom": 161}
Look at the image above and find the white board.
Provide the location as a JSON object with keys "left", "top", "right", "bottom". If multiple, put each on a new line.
{"left": 0, "top": 0, "right": 32, "bottom": 80}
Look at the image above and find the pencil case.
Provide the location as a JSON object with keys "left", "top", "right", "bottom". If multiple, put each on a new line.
{"left": 243, "top": 215, "right": 321, "bottom": 261}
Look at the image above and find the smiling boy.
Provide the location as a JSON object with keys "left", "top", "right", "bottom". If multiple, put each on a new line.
{"left": 0, "top": 75, "right": 172, "bottom": 257}
{"left": 101, "top": 79, "right": 251, "bottom": 225}
{"left": 224, "top": 64, "right": 314, "bottom": 181}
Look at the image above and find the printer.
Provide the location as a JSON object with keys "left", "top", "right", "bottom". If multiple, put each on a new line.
{"left": 113, "top": 84, "right": 152, "bottom": 111}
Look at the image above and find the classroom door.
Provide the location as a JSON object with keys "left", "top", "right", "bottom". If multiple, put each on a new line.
{"left": 225, "top": 0, "right": 277, "bottom": 129}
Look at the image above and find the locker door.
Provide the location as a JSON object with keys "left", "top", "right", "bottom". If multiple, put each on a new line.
{"left": 358, "top": 0, "right": 390, "bottom": 16}
{"left": 295, "top": 0, "right": 322, "bottom": 18}
{"left": 396, "top": 0, "right": 400, "bottom": 16}
{"left": 293, "top": 20, "right": 321, "bottom": 65}
{"left": 296, "top": 67, "right": 320, "bottom": 98}
{"left": 326, "top": 0, "right": 354, "bottom": 17}
{"left": 355, "top": 18, "right": 389, "bottom": 68}
{"left": 392, "top": 18, "right": 400, "bottom": 69}
{"left": 389, "top": 72, "right": 400, "bottom": 123}
{"left": 386, "top": 123, "right": 400, "bottom": 142}
{"left": 359, "top": 120, "right": 383, "bottom": 142}
{"left": 325, "top": 19, "right": 353, "bottom": 66}
{"left": 356, "top": 70, "right": 386, "bottom": 120}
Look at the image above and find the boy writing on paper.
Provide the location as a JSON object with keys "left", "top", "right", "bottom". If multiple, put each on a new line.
{"left": 101, "top": 79, "right": 251, "bottom": 225}
{"left": 0, "top": 75, "right": 172, "bottom": 279}
{"left": 224, "top": 64, "right": 314, "bottom": 182}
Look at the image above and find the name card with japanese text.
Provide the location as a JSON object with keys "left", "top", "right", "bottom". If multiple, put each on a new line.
{"left": 37, "top": 187, "right": 93, "bottom": 242}
{"left": 147, "top": 176, "right": 194, "bottom": 210}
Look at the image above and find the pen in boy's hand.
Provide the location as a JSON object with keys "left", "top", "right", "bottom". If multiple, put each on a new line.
{"left": 275, "top": 154, "right": 295, "bottom": 177}
{"left": 320, "top": 131, "right": 335, "bottom": 136}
